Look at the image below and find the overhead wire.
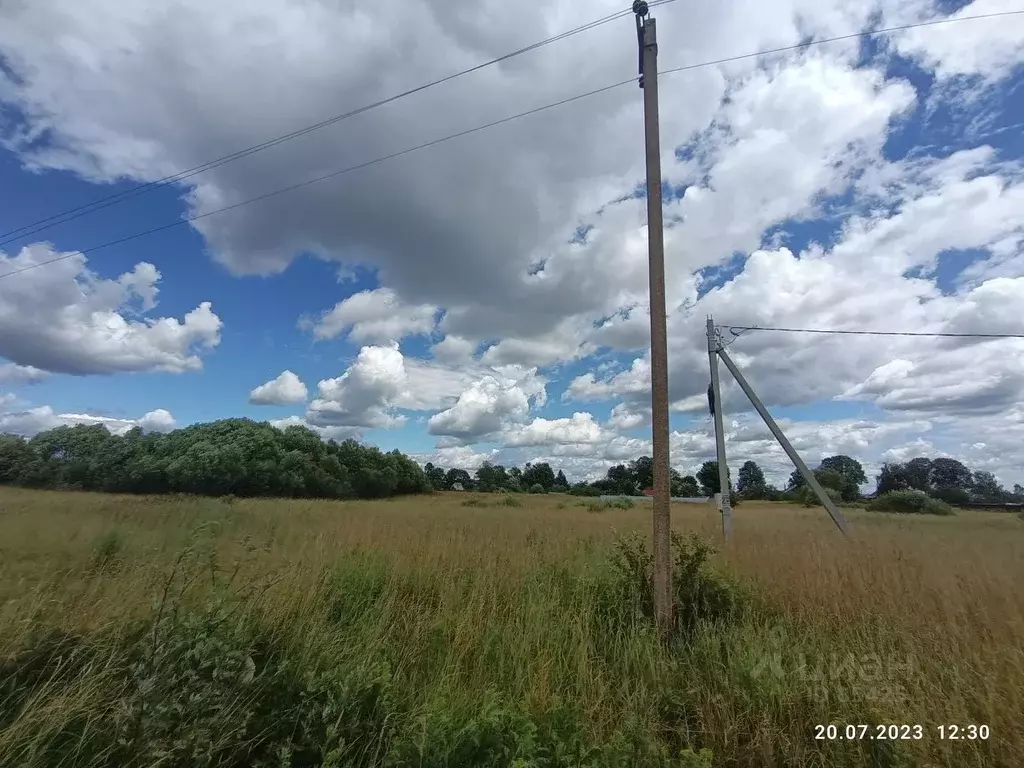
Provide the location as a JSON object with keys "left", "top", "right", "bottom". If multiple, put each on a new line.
{"left": 1, "top": 6, "right": 1021, "bottom": 281}
{"left": 660, "top": 8, "right": 1024, "bottom": 77}
{"left": 0, "top": 78, "right": 638, "bottom": 279}
{"left": 726, "top": 326, "right": 1024, "bottom": 339}
{"left": 0, "top": 0, "right": 678, "bottom": 248}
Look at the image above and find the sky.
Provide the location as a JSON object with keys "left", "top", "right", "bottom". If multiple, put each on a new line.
{"left": 1, "top": 0, "right": 1023, "bottom": 489}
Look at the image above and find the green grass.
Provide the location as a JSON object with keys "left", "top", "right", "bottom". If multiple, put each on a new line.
{"left": 0, "top": 489, "right": 1021, "bottom": 767}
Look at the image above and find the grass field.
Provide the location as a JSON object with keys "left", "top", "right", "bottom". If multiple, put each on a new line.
{"left": 1, "top": 487, "right": 1022, "bottom": 767}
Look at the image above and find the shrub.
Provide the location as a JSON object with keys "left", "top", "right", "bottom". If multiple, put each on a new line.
{"left": 594, "top": 532, "right": 744, "bottom": 638}
{"left": 797, "top": 485, "right": 843, "bottom": 508}
{"left": 91, "top": 529, "right": 127, "bottom": 572}
{"left": 585, "top": 499, "right": 634, "bottom": 513}
{"left": 461, "top": 497, "right": 489, "bottom": 508}
{"left": 868, "top": 490, "right": 954, "bottom": 516}
{"left": 498, "top": 495, "right": 522, "bottom": 508}
{"left": 930, "top": 486, "right": 971, "bottom": 506}
{"left": 527, "top": 483, "right": 546, "bottom": 494}
{"left": 568, "top": 483, "right": 602, "bottom": 497}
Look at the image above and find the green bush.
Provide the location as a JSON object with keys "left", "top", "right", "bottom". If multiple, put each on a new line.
{"left": 498, "top": 495, "right": 522, "bottom": 508}
{"left": 585, "top": 498, "right": 636, "bottom": 513}
{"left": 568, "top": 483, "right": 602, "bottom": 497}
{"left": 930, "top": 486, "right": 971, "bottom": 506}
{"left": 868, "top": 490, "right": 955, "bottom": 516}
{"left": 527, "top": 483, "right": 546, "bottom": 494}
{"left": 593, "top": 532, "right": 744, "bottom": 638}
{"left": 91, "top": 529, "right": 126, "bottom": 572}
{"left": 797, "top": 485, "right": 843, "bottom": 508}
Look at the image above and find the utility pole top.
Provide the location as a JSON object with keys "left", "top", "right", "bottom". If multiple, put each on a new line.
{"left": 633, "top": 1, "right": 653, "bottom": 88}
{"left": 707, "top": 319, "right": 722, "bottom": 352}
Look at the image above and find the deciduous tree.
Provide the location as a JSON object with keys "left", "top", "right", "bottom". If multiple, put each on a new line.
{"left": 737, "top": 460, "right": 766, "bottom": 499}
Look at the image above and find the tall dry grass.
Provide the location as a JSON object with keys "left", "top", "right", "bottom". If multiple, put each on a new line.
{"left": 0, "top": 487, "right": 1021, "bottom": 767}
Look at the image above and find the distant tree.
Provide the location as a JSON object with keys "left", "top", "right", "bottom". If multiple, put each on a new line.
{"left": 763, "top": 484, "right": 782, "bottom": 501}
{"left": 0, "top": 434, "right": 44, "bottom": 486}
{"left": 929, "top": 457, "right": 973, "bottom": 493}
{"left": 475, "top": 461, "right": 509, "bottom": 492}
{"left": 970, "top": 470, "right": 1004, "bottom": 502}
{"left": 629, "top": 456, "right": 654, "bottom": 491}
{"left": 423, "top": 462, "right": 447, "bottom": 491}
{"left": 697, "top": 461, "right": 723, "bottom": 497}
{"left": 787, "top": 469, "right": 805, "bottom": 491}
{"left": 605, "top": 464, "right": 637, "bottom": 495}
{"left": 1013, "top": 483, "right": 1024, "bottom": 501}
{"left": 814, "top": 468, "right": 845, "bottom": 492}
{"left": 737, "top": 460, "right": 766, "bottom": 499}
{"left": 818, "top": 455, "right": 866, "bottom": 501}
{"left": 522, "top": 462, "right": 556, "bottom": 492}
{"left": 904, "top": 457, "right": 933, "bottom": 493}
{"left": 507, "top": 466, "right": 523, "bottom": 492}
{"left": 876, "top": 462, "right": 909, "bottom": 496}
{"left": 670, "top": 469, "right": 699, "bottom": 497}
{"left": 445, "top": 468, "right": 474, "bottom": 491}
{"left": 569, "top": 482, "right": 601, "bottom": 497}
{"left": 554, "top": 469, "right": 569, "bottom": 490}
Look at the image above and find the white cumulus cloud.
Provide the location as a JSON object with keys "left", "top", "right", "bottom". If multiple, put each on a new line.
{"left": 427, "top": 375, "right": 531, "bottom": 440}
{"left": 249, "top": 370, "right": 308, "bottom": 405}
{"left": 0, "top": 363, "right": 49, "bottom": 385}
{"left": 306, "top": 287, "right": 437, "bottom": 343}
{"left": 0, "top": 245, "right": 221, "bottom": 375}
{"left": 0, "top": 406, "right": 176, "bottom": 437}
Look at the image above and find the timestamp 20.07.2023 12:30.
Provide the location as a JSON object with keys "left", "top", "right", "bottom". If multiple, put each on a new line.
{"left": 814, "top": 724, "right": 990, "bottom": 741}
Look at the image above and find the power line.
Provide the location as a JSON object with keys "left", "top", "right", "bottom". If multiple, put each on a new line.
{"left": 727, "top": 325, "right": 1024, "bottom": 339}
{"left": 0, "top": 79, "right": 638, "bottom": 279}
{"left": 0, "top": 0, "right": 677, "bottom": 248}
{"left": 660, "top": 8, "right": 1024, "bottom": 78}
{"left": 1, "top": 7, "right": 1020, "bottom": 280}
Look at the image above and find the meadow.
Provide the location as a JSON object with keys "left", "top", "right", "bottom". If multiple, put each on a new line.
{"left": 1, "top": 487, "right": 1022, "bottom": 767}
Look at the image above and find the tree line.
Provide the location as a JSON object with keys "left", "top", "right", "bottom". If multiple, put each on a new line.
{"left": 429, "top": 453, "right": 1023, "bottom": 507}
{"left": 0, "top": 419, "right": 430, "bottom": 499}
{"left": 3, "top": 418, "right": 1019, "bottom": 508}
{"left": 423, "top": 456, "right": 718, "bottom": 499}
{"left": 874, "top": 457, "right": 1023, "bottom": 505}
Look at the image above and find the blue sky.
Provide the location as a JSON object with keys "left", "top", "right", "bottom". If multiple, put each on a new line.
{"left": 1, "top": 0, "right": 1023, "bottom": 486}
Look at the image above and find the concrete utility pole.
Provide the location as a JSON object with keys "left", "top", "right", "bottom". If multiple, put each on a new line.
{"left": 634, "top": 0, "right": 672, "bottom": 631}
{"left": 707, "top": 318, "right": 733, "bottom": 538}
{"left": 715, "top": 338, "right": 849, "bottom": 534}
